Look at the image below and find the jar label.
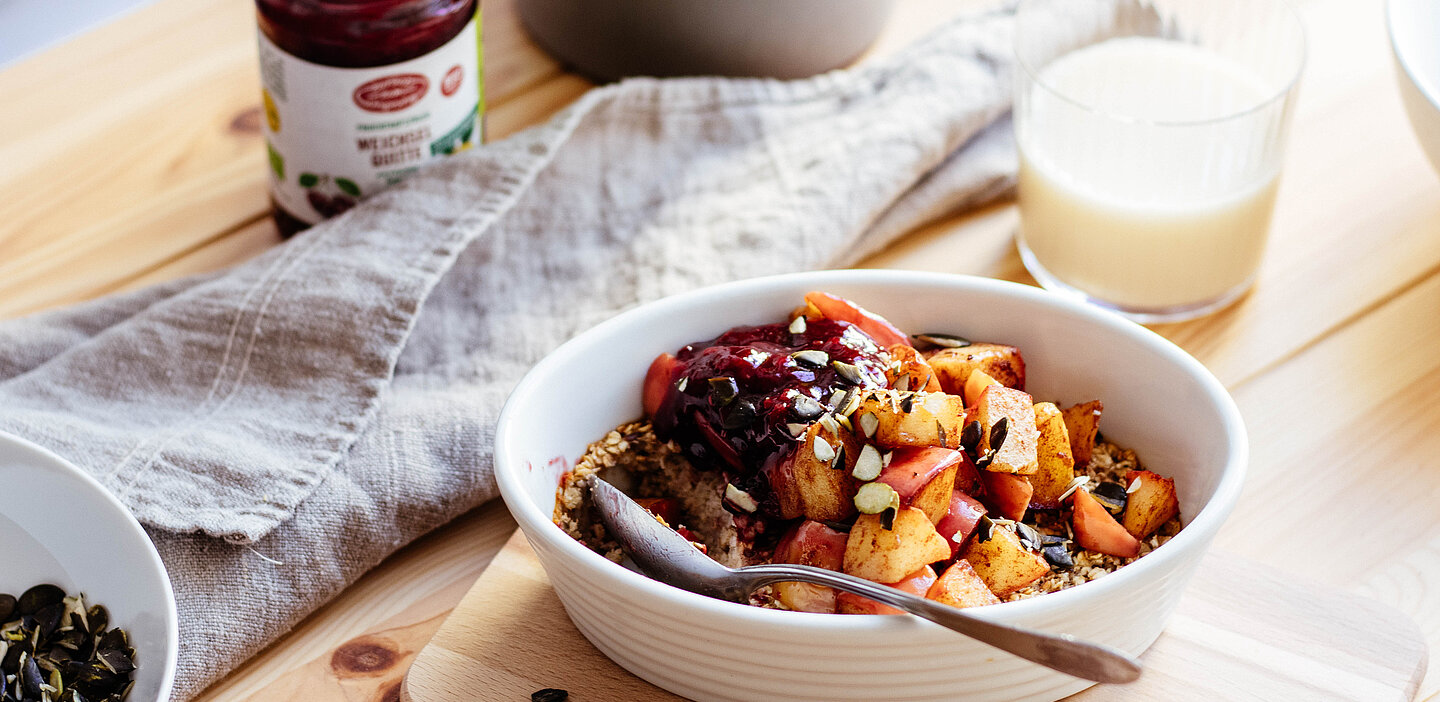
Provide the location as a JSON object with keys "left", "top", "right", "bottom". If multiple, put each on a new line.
{"left": 257, "top": 16, "right": 483, "bottom": 224}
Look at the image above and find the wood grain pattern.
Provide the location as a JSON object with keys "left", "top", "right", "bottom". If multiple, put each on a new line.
{"left": 404, "top": 532, "right": 1427, "bottom": 702}
{"left": 3, "top": 0, "right": 1438, "bottom": 698}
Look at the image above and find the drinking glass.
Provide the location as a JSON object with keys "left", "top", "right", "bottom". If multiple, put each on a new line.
{"left": 1014, "top": 0, "right": 1305, "bottom": 322}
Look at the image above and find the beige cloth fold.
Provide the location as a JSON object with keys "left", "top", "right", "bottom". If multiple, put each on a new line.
{"left": 0, "top": 8, "right": 1016, "bottom": 699}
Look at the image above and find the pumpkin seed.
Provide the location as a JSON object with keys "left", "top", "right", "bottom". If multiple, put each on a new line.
{"left": 707, "top": 377, "right": 738, "bottom": 405}
{"left": 974, "top": 515, "right": 996, "bottom": 543}
{"left": 852, "top": 445, "right": 883, "bottom": 481}
{"left": 724, "top": 484, "right": 759, "bottom": 513}
{"left": 857, "top": 412, "right": 879, "bottom": 438}
{"left": 17, "top": 585, "right": 64, "bottom": 616}
{"left": 722, "top": 399, "right": 758, "bottom": 429}
{"left": 854, "top": 482, "right": 900, "bottom": 517}
{"left": 832, "top": 360, "right": 865, "bottom": 385}
{"left": 912, "top": 333, "right": 972, "bottom": 348}
{"left": 792, "top": 350, "right": 829, "bottom": 368}
{"left": 959, "top": 421, "right": 981, "bottom": 454}
{"left": 1043, "top": 545, "right": 1074, "bottom": 570}
{"left": 880, "top": 506, "right": 898, "bottom": 530}
{"left": 1014, "top": 522, "right": 1043, "bottom": 551}
{"left": 793, "top": 395, "right": 824, "bottom": 419}
{"left": 813, "top": 436, "right": 835, "bottom": 463}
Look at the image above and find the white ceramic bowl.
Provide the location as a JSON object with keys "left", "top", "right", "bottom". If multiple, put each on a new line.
{"left": 1389, "top": 0, "right": 1440, "bottom": 175}
{"left": 0, "top": 431, "right": 178, "bottom": 702}
{"left": 495, "top": 271, "right": 1246, "bottom": 701}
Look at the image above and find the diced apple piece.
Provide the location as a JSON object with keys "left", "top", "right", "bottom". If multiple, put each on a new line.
{"left": 886, "top": 343, "right": 943, "bottom": 392}
{"left": 981, "top": 472, "right": 1033, "bottom": 521}
{"left": 852, "top": 390, "right": 966, "bottom": 449}
{"left": 925, "top": 343, "right": 1026, "bottom": 396}
{"left": 1122, "top": 470, "right": 1180, "bottom": 540}
{"left": 1029, "top": 402, "right": 1076, "bottom": 508}
{"left": 962, "top": 525, "right": 1050, "bottom": 596}
{"left": 1061, "top": 400, "right": 1103, "bottom": 468}
{"left": 927, "top": 559, "right": 1001, "bottom": 609}
{"left": 976, "top": 385, "right": 1040, "bottom": 475}
{"left": 952, "top": 449, "right": 982, "bottom": 494}
{"left": 768, "top": 456, "right": 805, "bottom": 520}
{"left": 773, "top": 521, "right": 849, "bottom": 613}
{"left": 1072, "top": 488, "right": 1140, "bottom": 558}
{"left": 837, "top": 566, "right": 937, "bottom": 615}
{"left": 843, "top": 507, "right": 952, "bottom": 583}
{"left": 642, "top": 353, "right": 679, "bottom": 416}
{"left": 936, "top": 489, "right": 987, "bottom": 557}
{"left": 790, "top": 423, "right": 862, "bottom": 522}
{"left": 804, "top": 291, "right": 910, "bottom": 348}
{"left": 963, "top": 369, "right": 1002, "bottom": 408}
{"left": 875, "top": 446, "right": 962, "bottom": 524}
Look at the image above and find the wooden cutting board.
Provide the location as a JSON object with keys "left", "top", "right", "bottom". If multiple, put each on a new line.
{"left": 402, "top": 531, "right": 1429, "bottom": 702}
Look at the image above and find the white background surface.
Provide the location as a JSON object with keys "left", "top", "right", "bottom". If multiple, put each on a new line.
{"left": 0, "top": 0, "right": 157, "bottom": 67}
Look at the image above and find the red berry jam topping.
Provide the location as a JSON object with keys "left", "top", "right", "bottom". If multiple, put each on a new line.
{"left": 652, "top": 318, "right": 891, "bottom": 520}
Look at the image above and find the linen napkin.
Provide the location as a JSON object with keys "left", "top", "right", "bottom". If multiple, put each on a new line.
{"left": 0, "top": 7, "right": 1017, "bottom": 699}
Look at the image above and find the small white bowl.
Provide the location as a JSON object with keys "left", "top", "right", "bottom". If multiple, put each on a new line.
{"left": 1389, "top": 0, "right": 1440, "bottom": 175}
{"left": 495, "top": 271, "right": 1246, "bottom": 701}
{"left": 0, "top": 431, "right": 178, "bottom": 702}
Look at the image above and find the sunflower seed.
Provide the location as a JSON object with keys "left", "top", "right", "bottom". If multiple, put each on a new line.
{"left": 1015, "top": 522, "right": 1043, "bottom": 550}
{"left": 792, "top": 350, "right": 829, "bottom": 367}
{"left": 989, "top": 416, "right": 1009, "bottom": 453}
{"left": 857, "top": 412, "right": 879, "bottom": 438}
{"left": 830, "top": 444, "right": 847, "bottom": 470}
{"left": 1127, "top": 476, "right": 1144, "bottom": 494}
{"left": 788, "top": 316, "right": 807, "bottom": 334}
{"left": 899, "top": 393, "right": 915, "bottom": 413}
{"left": 786, "top": 423, "right": 809, "bottom": 438}
{"left": 852, "top": 445, "right": 883, "bottom": 481}
{"left": 960, "top": 420, "right": 981, "bottom": 453}
{"left": 894, "top": 375, "right": 910, "bottom": 392}
{"left": 813, "top": 436, "right": 835, "bottom": 462}
{"left": 1057, "top": 476, "right": 1090, "bottom": 502}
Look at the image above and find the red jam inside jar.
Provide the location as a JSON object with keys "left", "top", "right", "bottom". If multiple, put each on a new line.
{"left": 256, "top": 0, "right": 479, "bottom": 236}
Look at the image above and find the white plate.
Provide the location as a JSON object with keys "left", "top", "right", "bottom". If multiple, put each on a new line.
{"left": 0, "top": 430, "right": 178, "bottom": 701}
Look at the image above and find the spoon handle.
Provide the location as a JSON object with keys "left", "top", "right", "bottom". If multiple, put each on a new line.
{"left": 736, "top": 563, "right": 1142, "bottom": 684}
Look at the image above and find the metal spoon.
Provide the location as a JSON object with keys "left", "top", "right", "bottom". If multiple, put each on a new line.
{"left": 590, "top": 478, "right": 1142, "bottom": 684}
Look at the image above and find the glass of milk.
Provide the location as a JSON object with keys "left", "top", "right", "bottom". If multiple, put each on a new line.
{"left": 1015, "top": 0, "right": 1305, "bottom": 322}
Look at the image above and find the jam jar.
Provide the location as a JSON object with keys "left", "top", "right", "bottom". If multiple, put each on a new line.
{"left": 256, "top": 0, "right": 483, "bottom": 236}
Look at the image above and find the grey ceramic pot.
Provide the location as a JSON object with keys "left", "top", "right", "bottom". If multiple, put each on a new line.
{"left": 516, "top": 0, "right": 898, "bottom": 81}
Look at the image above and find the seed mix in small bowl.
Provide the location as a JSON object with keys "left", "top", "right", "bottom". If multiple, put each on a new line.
{"left": 1, "top": 584, "right": 138, "bottom": 702}
{"left": 555, "top": 291, "right": 1182, "bottom": 613}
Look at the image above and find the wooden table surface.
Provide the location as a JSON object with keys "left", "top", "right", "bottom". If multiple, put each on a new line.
{"left": 3, "top": 0, "right": 1438, "bottom": 700}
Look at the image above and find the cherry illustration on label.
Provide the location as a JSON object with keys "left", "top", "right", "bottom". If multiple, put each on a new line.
{"left": 441, "top": 65, "right": 463, "bottom": 97}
